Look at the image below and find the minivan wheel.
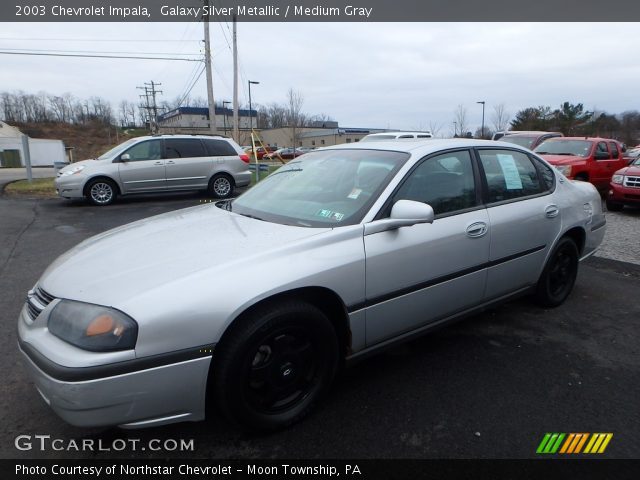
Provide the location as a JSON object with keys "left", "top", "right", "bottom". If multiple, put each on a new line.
{"left": 535, "top": 237, "right": 579, "bottom": 308}
{"left": 208, "top": 174, "right": 234, "bottom": 199}
{"left": 86, "top": 179, "right": 117, "bottom": 206}
{"left": 211, "top": 301, "right": 339, "bottom": 431}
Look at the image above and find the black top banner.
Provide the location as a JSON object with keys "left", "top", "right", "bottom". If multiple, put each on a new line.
{"left": 3, "top": 0, "right": 640, "bottom": 22}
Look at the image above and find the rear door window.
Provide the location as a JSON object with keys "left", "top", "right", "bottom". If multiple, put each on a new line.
{"left": 164, "top": 139, "right": 206, "bottom": 159}
{"left": 477, "top": 149, "right": 544, "bottom": 203}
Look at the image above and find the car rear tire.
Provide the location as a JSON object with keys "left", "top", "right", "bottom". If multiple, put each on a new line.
{"left": 605, "top": 199, "right": 623, "bottom": 212}
{"left": 208, "top": 174, "right": 234, "bottom": 199}
{"left": 211, "top": 300, "right": 339, "bottom": 431}
{"left": 535, "top": 237, "right": 579, "bottom": 308}
{"left": 85, "top": 178, "right": 117, "bottom": 206}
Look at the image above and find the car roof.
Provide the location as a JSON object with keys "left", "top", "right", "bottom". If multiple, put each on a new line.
{"left": 321, "top": 138, "right": 530, "bottom": 155}
{"left": 135, "top": 134, "right": 232, "bottom": 141}
{"left": 542, "top": 136, "right": 618, "bottom": 142}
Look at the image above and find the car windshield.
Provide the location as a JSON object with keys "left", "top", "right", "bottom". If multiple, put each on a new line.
{"left": 501, "top": 135, "right": 536, "bottom": 149}
{"left": 97, "top": 138, "right": 139, "bottom": 160}
{"left": 634, "top": 158, "right": 640, "bottom": 166}
{"left": 534, "top": 140, "right": 592, "bottom": 157}
{"left": 230, "top": 149, "right": 409, "bottom": 227}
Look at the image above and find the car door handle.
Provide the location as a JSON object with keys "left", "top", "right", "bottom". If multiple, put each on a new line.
{"left": 466, "top": 221, "right": 488, "bottom": 238}
{"left": 545, "top": 204, "right": 559, "bottom": 218}
{"left": 153, "top": 161, "right": 164, "bottom": 166}
{"left": 165, "top": 160, "right": 176, "bottom": 165}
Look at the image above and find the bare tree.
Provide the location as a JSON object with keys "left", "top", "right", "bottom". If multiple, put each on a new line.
{"left": 454, "top": 104, "right": 469, "bottom": 137}
{"left": 428, "top": 121, "right": 444, "bottom": 138}
{"left": 491, "top": 103, "right": 510, "bottom": 133}
{"left": 286, "top": 88, "right": 305, "bottom": 147}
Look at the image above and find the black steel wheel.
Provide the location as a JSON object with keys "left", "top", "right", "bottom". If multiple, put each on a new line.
{"left": 535, "top": 237, "right": 579, "bottom": 308}
{"left": 211, "top": 300, "right": 338, "bottom": 430}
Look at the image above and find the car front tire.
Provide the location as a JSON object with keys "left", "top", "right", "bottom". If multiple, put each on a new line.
{"left": 605, "top": 199, "right": 623, "bottom": 212}
{"left": 85, "top": 178, "right": 117, "bottom": 206}
{"left": 535, "top": 237, "right": 579, "bottom": 308}
{"left": 211, "top": 300, "right": 339, "bottom": 431}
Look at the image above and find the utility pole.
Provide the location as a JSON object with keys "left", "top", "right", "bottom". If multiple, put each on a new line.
{"left": 232, "top": 14, "right": 239, "bottom": 141}
{"left": 477, "top": 101, "right": 486, "bottom": 139}
{"left": 203, "top": 0, "right": 217, "bottom": 135}
{"left": 223, "top": 100, "right": 231, "bottom": 135}
{"left": 137, "top": 81, "right": 162, "bottom": 133}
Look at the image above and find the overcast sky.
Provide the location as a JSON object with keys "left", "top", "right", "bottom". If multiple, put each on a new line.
{"left": 1, "top": 22, "right": 638, "bottom": 135}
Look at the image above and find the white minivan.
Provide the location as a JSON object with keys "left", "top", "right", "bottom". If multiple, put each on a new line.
{"left": 360, "top": 131, "right": 433, "bottom": 142}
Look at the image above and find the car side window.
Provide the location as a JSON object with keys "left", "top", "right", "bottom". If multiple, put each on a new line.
{"left": 478, "top": 149, "right": 544, "bottom": 203}
{"left": 609, "top": 142, "right": 619, "bottom": 158}
{"left": 531, "top": 156, "right": 555, "bottom": 191}
{"left": 123, "top": 140, "right": 161, "bottom": 161}
{"left": 164, "top": 139, "right": 206, "bottom": 159}
{"left": 203, "top": 139, "right": 238, "bottom": 156}
{"left": 596, "top": 142, "right": 610, "bottom": 159}
{"left": 391, "top": 150, "right": 477, "bottom": 215}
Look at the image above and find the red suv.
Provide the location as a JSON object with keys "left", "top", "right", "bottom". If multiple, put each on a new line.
{"left": 606, "top": 157, "right": 640, "bottom": 211}
{"left": 533, "top": 137, "right": 627, "bottom": 190}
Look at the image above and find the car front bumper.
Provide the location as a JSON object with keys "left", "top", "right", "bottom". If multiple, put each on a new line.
{"left": 54, "top": 176, "right": 86, "bottom": 199}
{"left": 608, "top": 182, "right": 640, "bottom": 206}
{"left": 18, "top": 306, "right": 212, "bottom": 429}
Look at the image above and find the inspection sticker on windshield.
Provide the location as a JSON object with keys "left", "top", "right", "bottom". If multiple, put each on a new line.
{"left": 496, "top": 154, "right": 523, "bottom": 190}
{"left": 347, "top": 188, "right": 363, "bottom": 199}
{"left": 316, "top": 209, "right": 345, "bottom": 221}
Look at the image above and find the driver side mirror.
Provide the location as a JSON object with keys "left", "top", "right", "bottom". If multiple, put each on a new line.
{"left": 120, "top": 153, "right": 131, "bottom": 162}
{"left": 364, "top": 200, "right": 435, "bottom": 236}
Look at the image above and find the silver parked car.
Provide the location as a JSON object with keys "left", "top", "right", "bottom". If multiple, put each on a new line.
{"left": 19, "top": 139, "right": 605, "bottom": 430}
{"left": 55, "top": 135, "right": 251, "bottom": 205}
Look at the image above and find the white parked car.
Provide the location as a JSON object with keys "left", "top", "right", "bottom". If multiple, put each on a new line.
{"left": 360, "top": 131, "right": 433, "bottom": 142}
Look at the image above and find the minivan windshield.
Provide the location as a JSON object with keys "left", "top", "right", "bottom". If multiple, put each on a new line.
{"left": 534, "top": 140, "right": 592, "bottom": 157}
{"left": 97, "top": 138, "right": 139, "bottom": 160}
{"left": 230, "top": 149, "right": 409, "bottom": 227}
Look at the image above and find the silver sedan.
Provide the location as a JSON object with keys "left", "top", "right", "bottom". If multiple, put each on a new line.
{"left": 18, "top": 139, "right": 605, "bottom": 430}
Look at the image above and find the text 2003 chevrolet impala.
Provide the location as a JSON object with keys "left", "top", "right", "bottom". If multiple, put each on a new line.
{"left": 18, "top": 140, "right": 605, "bottom": 430}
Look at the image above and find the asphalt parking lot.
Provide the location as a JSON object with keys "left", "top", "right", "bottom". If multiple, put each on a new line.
{"left": 1, "top": 191, "right": 639, "bottom": 460}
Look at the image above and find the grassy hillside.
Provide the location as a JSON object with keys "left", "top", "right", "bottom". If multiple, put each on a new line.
{"left": 13, "top": 121, "right": 149, "bottom": 162}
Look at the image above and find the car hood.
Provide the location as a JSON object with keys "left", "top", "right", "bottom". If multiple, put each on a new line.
{"left": 39, "top": 204, "right": 330, "bottom": 306}
{"left": 58, "top": 157, "right": 112, "bottom": 172}
{"left": 538, "top": 154, "right": 586, "bottom": 165}
{"left": 616, "top": 165, "right": 640, "bottom": 176}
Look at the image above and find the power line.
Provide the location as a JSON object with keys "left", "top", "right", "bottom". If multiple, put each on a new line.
{"left": 0, "top": 47, "right": 204, "bottom": 56}
{"left": 0, "top": 37, "right": 201, "bottom": 42}
{"left": 0, "top": 51, "right": 202, "bottom": 61}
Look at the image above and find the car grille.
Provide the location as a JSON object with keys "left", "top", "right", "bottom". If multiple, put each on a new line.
{"left": 623, "top": 176, "right": 640, "bottom": 188}
{"left": 26, "top": 286, "right": 56, "bottom": 321}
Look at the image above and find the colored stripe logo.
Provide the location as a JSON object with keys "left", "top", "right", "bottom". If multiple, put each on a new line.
{"left": 536, "top": 433, "right": 613, "bottom": 454}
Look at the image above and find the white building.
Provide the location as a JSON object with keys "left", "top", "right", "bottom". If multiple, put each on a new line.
{"left": 0, "top": 121, "right": 66, "bottom": 167}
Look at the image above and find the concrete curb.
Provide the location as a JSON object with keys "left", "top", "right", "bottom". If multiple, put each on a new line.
{"left": 0, "top": 179, "right": 21, "bottom": 197}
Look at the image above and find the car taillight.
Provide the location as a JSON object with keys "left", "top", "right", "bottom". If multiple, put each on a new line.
{"left": 239, "top": 154, "right": 250, "bottom": 163}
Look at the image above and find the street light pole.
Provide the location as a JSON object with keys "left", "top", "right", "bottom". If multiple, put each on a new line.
{"left": 453, "top": 121, "right": 457, "bottom": 137}
{"left": 248, "top": 80, "right": 259, "bottom": 131}
{"left": 477, "top": 101, "right": 485, "bottom": 139}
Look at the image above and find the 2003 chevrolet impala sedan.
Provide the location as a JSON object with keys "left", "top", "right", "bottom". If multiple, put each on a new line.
{"left": 18, "top": 139, "right": 605, "bottom": 430}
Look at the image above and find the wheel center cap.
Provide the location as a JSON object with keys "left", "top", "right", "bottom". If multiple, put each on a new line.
{"left": 280, "top": 362, "right": 294, "bottom": 379}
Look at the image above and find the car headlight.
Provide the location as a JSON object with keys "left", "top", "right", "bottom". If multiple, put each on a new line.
{"left": 48, "top": 300, "right": 138, "bottom": 352}
{"left": 59, "top": 165, "right": 85, "bottom": 177}
{"left": 555, "top": 165, "right": 572, "bottom": 176}
{"left": 612, "top": 174, "right": 624, "bottom": 184}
